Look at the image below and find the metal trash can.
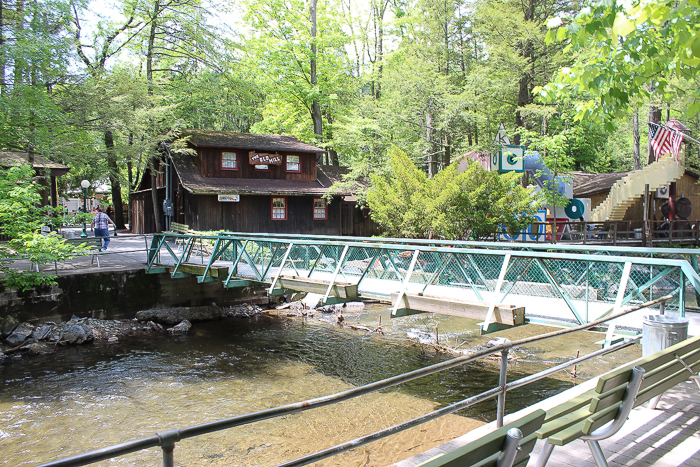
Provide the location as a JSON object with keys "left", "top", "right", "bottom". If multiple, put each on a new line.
{"left": 642, "top": 315, "right": 689, "bottom": 357}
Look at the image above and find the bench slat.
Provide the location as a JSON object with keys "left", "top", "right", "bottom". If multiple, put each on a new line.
{"left": 635, "top": 365, "right": 700, "bottom": 406}
{"left": 638, "top": 353, "right": 700, "bottom": 394}
{"left": 542, "top": 389, "right": 597, "bottom": 422}
{"left": 596, "top": 335, "right": 700, "bottom": 393}
{"left": 416, "top": 410, "right": 545, "bottom": 467}
{"left": 537, "top": 406, "right": 592, "bottom": 440}
{"left": 582, "top": 403, "right": 620, "bottom": 435}
{"left": 588, "top": 382, "right": 628, "bottom": 413}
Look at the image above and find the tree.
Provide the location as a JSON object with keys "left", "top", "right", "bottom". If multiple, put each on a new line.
{"left": 0, "top": 165, "right": 84, "bottom": 290}
{"left": 367, "top": 146, "right": 538, "bottom": 239}
{"left": 243, "top": 0, "right": 350, "bottom": 157}
{"left": 539, "top": 0, "right": 700, "bottom": 130}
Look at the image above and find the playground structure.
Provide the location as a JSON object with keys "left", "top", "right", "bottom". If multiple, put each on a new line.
{"left": 490, "top": 125, "right": 690, "bottom": 236}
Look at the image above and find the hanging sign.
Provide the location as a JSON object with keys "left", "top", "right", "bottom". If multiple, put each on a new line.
{"left": 499, "top": 145, "right": 525, "bottom": 173}
{"left": 249, "top": 151, "right": 283, "bottom": 165}
{"left": 494, "top": 122, "right": 511, "bottom": 145}
{"left": 218, "top": 194, "right": 240, "bottom": 202}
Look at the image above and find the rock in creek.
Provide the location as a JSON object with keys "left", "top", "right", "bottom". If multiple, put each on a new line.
{"left": 27, "top": 342, "right": 54, "bottom": 356}
{"left": 135, "top": 306, "right": 222, "bottom": 325}
{"left": 5, "top": 323, "right": 35, "bottom": 347}
{"left": 1, "top": 315, "right": 19, "bottom": 338}
{"left": 32, "top": 325, "right": 54, "bottom": 341}
{"left": 61, "top": 324, "right": 93, "bottom": 345}
{"left": 0, "top": 351, "right": 5, "bottom": 363}
{"left": 316, "top": 304, "right": 345, "bottom": 313}
{"left": 167, "top": 320, "right": 192, "bottom": 335}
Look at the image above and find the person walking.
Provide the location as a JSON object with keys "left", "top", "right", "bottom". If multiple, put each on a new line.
{"left": 91, "top": 206, "right": 117, "bottom": 251}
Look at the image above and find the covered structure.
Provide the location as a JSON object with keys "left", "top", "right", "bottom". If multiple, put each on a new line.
{"left": 130, "top": 130, "right": 377, "bottom": 236}
{"left": 0, "top": 150, "right": 70, "bottom": 208}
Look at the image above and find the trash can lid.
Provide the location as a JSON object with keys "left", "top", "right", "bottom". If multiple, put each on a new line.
{"left": 643, "top": 314, "right": 689, "bottom": 325}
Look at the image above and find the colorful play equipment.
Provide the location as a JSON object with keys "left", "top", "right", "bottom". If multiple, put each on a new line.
{"left": 491, "top": 146, "right": 592, "bottom": 241}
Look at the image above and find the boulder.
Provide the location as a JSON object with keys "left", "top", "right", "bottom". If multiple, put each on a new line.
{"left": 0, "top": 351, "right": 5, "bottom": 363}
{"left": 135, "top": 306, "right": 222, "bottom": 325}
{"left": 167, "top": 320, "right": 192, "bottom": 335}
{"left": 32, "top": 325, "right": 54, "bottom": 341}
{"left": 27, "top": 342, "right": 54, "bottom": 356}
{"left": 0, "top": 315, "right": 19, "bottom": 338}
{"left": 62, "top": 324, "right": 93, "bottom": 345}
{"left": 5, "top": 323, "right": 35, "bottom": 347}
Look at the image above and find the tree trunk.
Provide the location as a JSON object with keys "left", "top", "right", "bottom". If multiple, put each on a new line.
{"left": 310, "top": 0, "right": 323, "bottom": 163}
{"left": 632, "top": 109, "right": 641, "bottom": 170}
{"left": 426, "top": 112, "right": 437, "bottom": 177}
{"left": 104, "top": 130, "right": 126, "bottom": 229}
{"left": 648, "top": 104, "right": 661, "bottom": 164}
{"left": 0, "top": 0, "right": 5, "bottom": 94}
{"left": 444, "top": 133, "right": 451, "bottom": 168}
{"left": 145, "top": 0, "right": 163, "bottom": 228}
{"left": 150, "top": 163, "right": 162, "bottom": 232}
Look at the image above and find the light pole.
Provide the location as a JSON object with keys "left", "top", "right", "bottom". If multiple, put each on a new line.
{"left": 80, "top": 179, "right": 90, "bottom": 238}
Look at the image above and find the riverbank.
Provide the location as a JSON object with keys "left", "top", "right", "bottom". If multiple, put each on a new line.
{"left": 0, "top": 303, "right": 268, "bottom": 363}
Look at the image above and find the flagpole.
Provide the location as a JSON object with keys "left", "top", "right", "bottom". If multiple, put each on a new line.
{"left": 645, "top": 120, "right": 700, "bottom": 145}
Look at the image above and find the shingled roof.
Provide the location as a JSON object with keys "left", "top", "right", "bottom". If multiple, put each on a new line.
{"left": 182, "top": 130, "right": 324, "bottom": 154}
{"left": 0, "top": 150, "right": 70, "bottom": 177}
{"left": 573, "top": 170, "right": 634, "bottom": 198}
{"left": 168, "top": 152, "right": 350, "bottom": 196}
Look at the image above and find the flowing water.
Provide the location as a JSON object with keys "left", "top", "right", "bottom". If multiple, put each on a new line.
{"left": 0, "top": 304, "right": 642, "bottom": 467}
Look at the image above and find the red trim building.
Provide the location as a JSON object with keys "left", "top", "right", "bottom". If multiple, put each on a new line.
{"left": 130, "top": 130, "right": 377, "bottom": 236}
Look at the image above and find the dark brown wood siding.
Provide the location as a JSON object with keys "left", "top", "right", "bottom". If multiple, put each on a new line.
{"left": 181, "top": 193, "right": 341, "bottom": 235}
{"left": 130, "top": 188, "right": 165, "bottom": 234}
{"left": 194, "top": 146, "right": 316, "bottom": 180}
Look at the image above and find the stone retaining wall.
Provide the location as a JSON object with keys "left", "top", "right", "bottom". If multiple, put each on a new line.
{"left": 0, "top": 270, "right": 269, "bottom": 323}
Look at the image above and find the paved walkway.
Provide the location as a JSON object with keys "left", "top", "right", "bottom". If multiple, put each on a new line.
{"left": 393, "top": 379, "right": 700, "bottom": 467}
{"left": 10, "top": 228, "right": 152, "bottom": 275}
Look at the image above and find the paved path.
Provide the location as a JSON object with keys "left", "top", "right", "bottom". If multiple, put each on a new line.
{"left": 529, "top": 380, "right": 700, "bottom": 467}
{"left": 393, "top": 380, "right": 700, "bottom": 467}
{"left": 10, "top": 228, "right": 152, "bottom": 275}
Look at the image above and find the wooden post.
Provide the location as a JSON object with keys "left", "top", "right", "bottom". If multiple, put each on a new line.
{"left": 583, "top": 221, "right": 587, "bottom": 245}
{"left": 643, "top": 184, "right": 649, "bottom": 247}
{"left": 613, "top": 222, "right": 618, "bottom": 246}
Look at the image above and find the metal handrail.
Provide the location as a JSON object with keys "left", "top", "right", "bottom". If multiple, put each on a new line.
{"left": 34, "top": 294, "right": 672, "bottom": 467}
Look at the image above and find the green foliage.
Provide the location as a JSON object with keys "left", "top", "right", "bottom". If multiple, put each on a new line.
{"left": 0, "top": 166, "right": 86, "bottom": 290}
{"left": 540, "top": 0, "right": 700, "bottom": 128}
{"left": 367, "top": 147, "right": 539, "bottom": 239}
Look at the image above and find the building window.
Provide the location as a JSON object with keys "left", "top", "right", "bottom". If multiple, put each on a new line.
{"left": 271, "top": 196, "right": 287, "bottom": 220}
{"left": 221, "top": 151, "right": 237, "bottom": 170}
{"left": 313, "top": 197, "right": 327, "bottom": 220}
{"left": 286, "top": 155, "right": 301, "bottom": 172}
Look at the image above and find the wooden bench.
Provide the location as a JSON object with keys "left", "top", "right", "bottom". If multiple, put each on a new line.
{"left": 168, "top": 222, "right": 192, "bottom": 250}
{"left": 533, "top": 333, "right": 700, "bottom": 467}
{"left": 414, "top": 409, "right": 546, "bottom": 467}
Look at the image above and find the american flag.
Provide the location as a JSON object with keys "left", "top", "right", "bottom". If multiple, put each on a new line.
{"left": 648, "top": 122, "right": 684, "bottom": 163}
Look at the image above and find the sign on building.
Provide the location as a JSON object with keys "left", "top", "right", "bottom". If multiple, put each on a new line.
{"left": 248, "top": 152, "right": 283, "bottom": 165}
{"left": 218, "top": 194, "right": 240, "bottom": 202}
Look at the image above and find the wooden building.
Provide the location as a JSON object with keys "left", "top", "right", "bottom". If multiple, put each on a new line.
{"left": 130, "top": 130, "right": 378, "bottom": 236}
{"left": 0, "top": 150, "right": 70, "bottom": 207}
{"left": 572, "top": 169, "right": 700, "bottom": 225}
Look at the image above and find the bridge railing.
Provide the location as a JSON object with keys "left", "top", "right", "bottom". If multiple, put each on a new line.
{"left": 34, "top": 295, "right": 670, "bottom": 467}
{"left": 144, "top": 233, "right": 700, "bottom": 336}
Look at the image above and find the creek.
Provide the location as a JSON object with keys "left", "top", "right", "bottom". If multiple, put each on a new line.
{"left": 0, "top": 303, "right": 641, "bottom": 466}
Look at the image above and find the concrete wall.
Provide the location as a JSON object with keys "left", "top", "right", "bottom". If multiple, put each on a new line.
{"left": 0, "top": 270, "right": 269, "bottom": 324}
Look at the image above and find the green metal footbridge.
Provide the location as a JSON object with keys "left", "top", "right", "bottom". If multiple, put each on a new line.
{"left": 146, "top": 232, "right": 700, "bottom": 344}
